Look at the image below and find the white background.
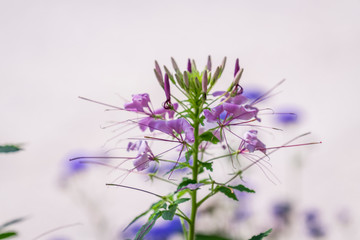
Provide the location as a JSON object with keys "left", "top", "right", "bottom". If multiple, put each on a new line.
{"left": 1, "top": 0, "right": 359, "bottom": 239}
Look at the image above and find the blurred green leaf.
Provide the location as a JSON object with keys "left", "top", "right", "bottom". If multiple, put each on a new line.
{"left": 0, "top": 232, "right": 17, "bottom": 239}
{"left": 249, "top": 228, "right": 272, "bottom": 240}
{"left": 0, "top": 145, "right": 22, "bottom": 153}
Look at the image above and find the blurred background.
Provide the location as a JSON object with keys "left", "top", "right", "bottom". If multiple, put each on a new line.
{"left": 1, "top": 0, "right": 359, "bottom": 239}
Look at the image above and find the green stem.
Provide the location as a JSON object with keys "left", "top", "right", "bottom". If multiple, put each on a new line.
{"left": 188, "top": 101, "right": 201, "bottom": 240}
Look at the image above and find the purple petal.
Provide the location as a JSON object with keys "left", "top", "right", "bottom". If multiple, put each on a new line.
{"left": 203, "top": 105, "right": 224, "bottom": 122}
{"left": 134, "top": 153, "right": 150, "bottom": 171}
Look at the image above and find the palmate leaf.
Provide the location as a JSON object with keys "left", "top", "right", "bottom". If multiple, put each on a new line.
{"left": 0, "top": 232, "right": 17, "bottom": 239}
{"left": 134, "top": 212, "right": 162, "bottom": 240}
{"left": 0, "top": 145, "right": 22, "bottom": 153}
{"left": 249, "top": 228, "right": 272, "bottom": 240}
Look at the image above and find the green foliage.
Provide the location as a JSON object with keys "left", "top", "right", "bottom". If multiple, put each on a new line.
{"left": 134, "top": 212, "right": 162, "bottom": 240}
{"left": 229, "top": 184, "right": 255, "bottom": 194}
{"left": 198, "top": 161, "right": 214, "bottom": 174}
{"left": 173, "top": 198, "right": 190, "bottom": 205}
{"left": 124, "top": 200, "right": 166, "bottom": 231}
{"left": 0, "top": 145, "right": 22, "bottom": 153}
{"left": 216, "top": 186, "right": 238, "bottom": 201}
{"left": 162, "top": 204, "right": 177, "bottom": 220}
{"left": 0, "top": 232, "right": 17, "bottom": 239}
{"left": 199, "top": 131, "right": 220, "bottom": 144}
{"left": 177, "top": 178, "right": 197, "bottom": 192}
{"left": 249, "top": 229, "right": 272, "bottom": 240}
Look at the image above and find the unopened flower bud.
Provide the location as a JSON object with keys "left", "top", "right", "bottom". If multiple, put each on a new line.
{"left": 234, "top": 58, "right": 240, "bottom": 77}
{"left": 164, "top": 65, "right": 173, "bottom": 81}
{"left": 206, "top": 55, "right": 212, "bottom": 71}
{"left": 191, "top": 59, "right": 197, "bottom": 72}
{"left": 221, "top": 56, "right": 227, "bottom": 70}
{"left": 233, "top": 68, "right": 244, "bottom": 86}
{"left": 183, "top": 71, "right": 189, "bottom": 88}
{"left": 164, "top": 73, "right": 171, "bottom": 101}
{"left": 171, "top": 57, "right": 180, "bottom": 73}
{"left": 187, "top": 59, "right": 192, "bottom": 73}
{"left": 154, "top": 61, "right": 164, "bottom": 87}
{"left": 212, "top": 66, "right": 221, "bottom": 83}
{"left": 202, "top": 70, "right": 208, "bottom": 94}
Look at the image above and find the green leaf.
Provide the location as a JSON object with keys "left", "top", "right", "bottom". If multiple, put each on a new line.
{"left": 162, "top": 204, "right": 177, "bottom": 221}
{"left": 177, "top": 178, "right": 197, "bottom": 191}
{"left": 173, "top": 198, "right": 190, "bottom": 205}
{"left": 0, "top": 145, "right": 22, "bottom": 153}
{"left": 229, "top": 184, "right": 255, "bottom": 193}
{"left": 216, "top": 186, "right": 238, "bottom": 201}
{"left": 134, "top": 212, "right": 162, "bottom": 240}
{"left": 196, "top": 233, "right": 231, "bottom": 240}
{"left": 0, "top": 232, "right": 17, "bottom": 239}
{"left": 249, "top": 229, "right": 272, "bottom": 240}
{"left": 123, "top": 200, "right": 164, "bottom": 231}
{"left": 200, "top": 161, "right": 213, "bottom": 172}
{"left": 199, "top": 131, "right": 220, "bottom": 144}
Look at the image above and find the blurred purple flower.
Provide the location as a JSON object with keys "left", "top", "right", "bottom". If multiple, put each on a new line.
{"left": 305, "top": 210, "right": 326, "bottom": 238}
{"left": 272, "top": 201, "right": 292, "bottom": 225}
{"left": 242, "top": 88, "right": 263, "bottom": 101}
{"left": 275, "top": 107, "right": 299, "bottom": 125}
